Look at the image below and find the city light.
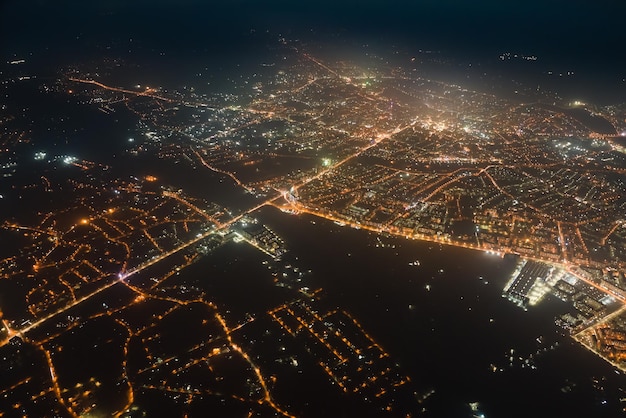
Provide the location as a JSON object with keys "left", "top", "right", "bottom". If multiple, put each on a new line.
{"left": 1, "top": 18, "right": 625, "bottom": 417}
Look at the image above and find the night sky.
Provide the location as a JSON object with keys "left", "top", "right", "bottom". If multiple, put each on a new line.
{"left": 1, "top": 1, "right": 625, "bottom": 59}
{"left": 1, "top": 2, "right": 626, "bottom": 418}
{"left": 0, "top": 1, "right": 625, "bottom": 104}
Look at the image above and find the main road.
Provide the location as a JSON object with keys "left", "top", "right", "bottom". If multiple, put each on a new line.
{"left": 14, "top": 51, "right": 619, "bottom": 348}
{"left": 0, "top": 193, "right": 276, "bottom": 347}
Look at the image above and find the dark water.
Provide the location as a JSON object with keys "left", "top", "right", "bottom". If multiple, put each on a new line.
{"left": 537, "top": 104, "right": 617, "bottom": 135}
{"left": 2, "top": 7, "right": 625, "bottom": 414}
{"left": 561, "top": 107, "right": 616, "bottom": 134}
{"left": 248, "top": 206, "right": 626, "bottom": 417}
{"left": 6, "top": 196, "right": 625, "bottom": 416}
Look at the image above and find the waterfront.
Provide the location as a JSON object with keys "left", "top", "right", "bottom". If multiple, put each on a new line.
{"left": 1, "top": 3, "right": 626, "bottom": 414}
{"left": 254, "top": 206, "right": 626, "bottom": 417}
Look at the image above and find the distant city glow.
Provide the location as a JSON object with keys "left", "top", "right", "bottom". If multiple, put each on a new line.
{"left": 1, "top": 18, "right": 625, "bottom": 417}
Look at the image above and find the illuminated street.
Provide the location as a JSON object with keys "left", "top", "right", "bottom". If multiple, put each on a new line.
{"left": 1, "top": 1, "right": 626, "bottom": 416}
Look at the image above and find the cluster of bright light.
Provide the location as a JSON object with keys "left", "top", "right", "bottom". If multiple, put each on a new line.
{"left": 433, "top": 122, "right": 447, "bottom": 132}
{"left": 34, "top": 151, "right": 47, "bottom": 160}
{"left": 62, "top": 156, "right": 77, "bottom": 165}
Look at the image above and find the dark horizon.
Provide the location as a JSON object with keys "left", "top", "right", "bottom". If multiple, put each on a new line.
{"left": 2, "top": 1, "right": 625, "bottom": 59}
{"left": 1, "top": 2, "right": 626, "bottom": 417}
{"left": 2, "top": 1, "right": 625, "bottom": 104}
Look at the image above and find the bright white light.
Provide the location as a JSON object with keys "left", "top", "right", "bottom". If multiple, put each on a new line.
{"left": 62, "top": 156, "right": 77, "bottom": 165}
